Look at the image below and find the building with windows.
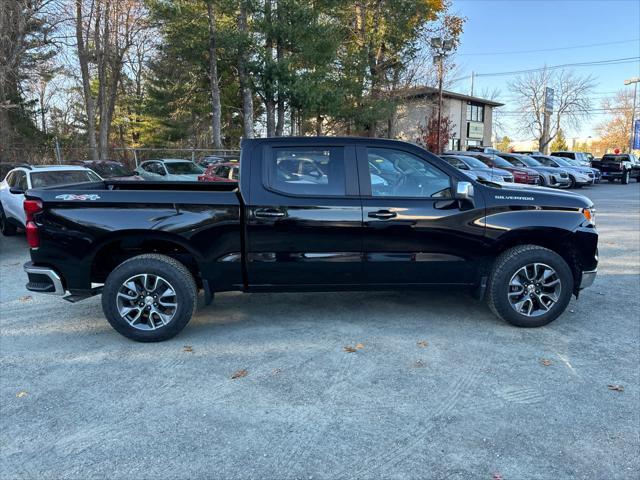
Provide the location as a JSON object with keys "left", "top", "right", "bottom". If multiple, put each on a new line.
{"left": 391, "top": 86, "right": 503, "bottom": 150}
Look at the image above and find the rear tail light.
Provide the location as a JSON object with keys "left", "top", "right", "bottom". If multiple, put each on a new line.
{"left": 23, "top": 199, "right": 43, "bottom": 248}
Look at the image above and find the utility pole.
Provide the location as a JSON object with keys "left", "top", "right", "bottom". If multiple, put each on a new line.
{"left": 470, "top": 71, "right": 475, "bottom": 97}
{"left": 541, "top": 87, "right": 554, "bottom": 154}
{"left": 431, "top": 37, "right": 454, "bottom": 154}
{"left": 624, "top": 77, "right": 639, "bottom": 152}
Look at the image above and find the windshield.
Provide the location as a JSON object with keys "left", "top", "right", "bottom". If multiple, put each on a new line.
{"left": 486, "top": 156, "right": 514, "bottom": 168}
{"left": 30, "top": 170, "right": 99, "bottom": 188}
{"left": 456, "top": 156, "right": 488, "bottom": 169}
{"left": 602, "top": 155, "right": 627, "bottom": 162}
{"left": 165, "top": 162, "right": 203, "bottom": 175}
{"left": 90, "top": 163, "right": 133, "bottom": 177}
{"left": 518, "top": 156, "right": 542, "bottom": 167}
{"left": 549, "top": 156, "right": 573, "bottom": 167}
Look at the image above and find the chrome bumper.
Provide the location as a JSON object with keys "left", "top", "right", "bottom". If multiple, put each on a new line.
{"left": 579, "top": 269, "right": 597, "bottom": 289}
{"left": 24, "top": 262, "right": 65, "bottom": 295}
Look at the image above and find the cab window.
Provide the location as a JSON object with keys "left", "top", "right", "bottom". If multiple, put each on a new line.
{"left": 366, "top": 148, "right": 451, "bottom": 198}
{"left": 267, "top": 147, "right": 346, "bottom": 196}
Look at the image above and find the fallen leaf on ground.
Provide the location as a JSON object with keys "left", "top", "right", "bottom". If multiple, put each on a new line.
{"left": 608, "top": 384, "right": 624, "bottom": 392}
{"left": 355, "top": 343, "right": 365, "bottom": 350}
{"left": 272, "top": 368, "right": 281, "bottom": 375}
{"left": 19, "top": 296, "right": 32, "bottom": 302}
{"left": 417, "top": 340, "right": 428, "bottom": 348}
{"left": 412, "top": 360, "right": 425, "bottom": 368}
{"left": 540, "top": 358, "right": 552, "bottom": 366}
{"left": 343, "top": 346, "right": 357, "bottom": 353}
{"left": 492, "top": 473, "right": 503, "bottom": 480}
{"left": 16, "top": 391, "right": 27, "bottom": 398}
{"left": 231, "top": 369, "right": 248, "bottom": 379}
{"left": 183, "top": 345, "right": 193, "bottom": 353}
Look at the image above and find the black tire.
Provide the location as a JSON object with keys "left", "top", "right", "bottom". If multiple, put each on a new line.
{"left": 567, "top": 175, "right": 576, "bottom": 188}
{"left": 538, "top": 176, "right": 546, "bottom": 187}
{"left": 621, "top": 170, "right": 630, "bottom": 184}
{"left": 0, "top": 208, "right": 17, "bottom": 236}
{"left": 636, "top": 175, "right": 640, "bottom": 183}
{"left": 101, "top": 254, "right": 198, "bottom": 342}
{"left": 487, "top": 245, "right": 574, "bottom": 328}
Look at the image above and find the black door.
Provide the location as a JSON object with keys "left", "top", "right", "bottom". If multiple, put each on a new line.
{"left": 245, "top": 143, "right": 363, "bottom": 287}
{"left": 358, "top": 144, "right": 486, "bottom": 285}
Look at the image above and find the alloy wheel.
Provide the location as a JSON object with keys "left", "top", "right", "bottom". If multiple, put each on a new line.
{"left": 116, "top": 273, "right": 178, "bottom": 330}
{"left": 507, "top": 263, "right": 562, "bottom": 317}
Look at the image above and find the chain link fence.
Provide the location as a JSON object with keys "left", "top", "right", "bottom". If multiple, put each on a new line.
{"left": 0, "top": 145, "right": 240, "bottom": 178}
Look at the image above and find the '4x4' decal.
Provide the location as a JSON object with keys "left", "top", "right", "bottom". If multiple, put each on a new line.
{"left": 55, "top": 194, "right": 101, "bottom": 201}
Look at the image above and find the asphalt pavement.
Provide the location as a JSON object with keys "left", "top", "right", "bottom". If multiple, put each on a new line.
{"left": 1, "top": 182, "right": 638, "bottom": 479}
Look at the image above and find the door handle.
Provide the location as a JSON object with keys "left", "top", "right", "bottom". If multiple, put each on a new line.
{"left": 368, "top": 210, "right": 397, "bottom": 219}
{"left": 254, "top": 208, "right": 285, "bottom": 218}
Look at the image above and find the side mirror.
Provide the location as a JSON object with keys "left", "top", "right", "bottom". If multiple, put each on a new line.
{"left": 10, "top": 187, "right": 25, "bottom": 195}
{"left": 455, "top": 181, "right": 474, "bottom": 200}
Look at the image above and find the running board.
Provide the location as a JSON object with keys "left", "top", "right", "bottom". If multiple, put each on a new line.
{"left": 63, "top": 287, "right": 103, "bottom": 303}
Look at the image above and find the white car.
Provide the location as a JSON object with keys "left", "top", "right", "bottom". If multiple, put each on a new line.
{"left": 0, "top": 165, "right": 102, "bottom": 235}
{"left": 134, "top": 159, "right": 204, "bottom": 181}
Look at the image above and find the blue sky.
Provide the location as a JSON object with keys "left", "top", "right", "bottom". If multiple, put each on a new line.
{"left": 448, "top": 0, "right": 640, "bottom": 140}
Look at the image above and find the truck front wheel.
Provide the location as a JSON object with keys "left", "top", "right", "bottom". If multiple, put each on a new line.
{"left": 487, "top": 245, "right": 573, "bottom": 328}
{"left": 101, "top": 254, "right": 197, "bottom": 342}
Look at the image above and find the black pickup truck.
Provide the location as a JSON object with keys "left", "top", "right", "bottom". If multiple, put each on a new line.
{"left": 22, "top": 137, "right": 598, "bottom": 341}
{"left": 595, "top": 153, "right": 640, "bottom": 184}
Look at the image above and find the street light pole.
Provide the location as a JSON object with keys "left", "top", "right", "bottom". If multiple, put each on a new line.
{"left": 624, "top": 77, "right": 639, "bottom": 152}
{"left": 431, "top": 37, "right": 454, "bottom": 154}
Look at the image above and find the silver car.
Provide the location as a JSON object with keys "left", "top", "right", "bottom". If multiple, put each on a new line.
{"left": 531, "top": 155, "right": 596, "bottom": 188}
{"left": 135, "top": 159, "right": 204, "bottom": 181}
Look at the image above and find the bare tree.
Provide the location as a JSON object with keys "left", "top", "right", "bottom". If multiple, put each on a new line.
{"left": 509, "top": 68, "right": 595, "bottom": 152}
{"left": 596, "top": 89, "right": 636, "bottom": 153}
{"left": 73, "top": 0, "right": 149, "bottom": 159}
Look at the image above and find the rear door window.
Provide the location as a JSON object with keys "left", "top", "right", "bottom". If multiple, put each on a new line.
{"left": 267, "top": 147, "right": 346, "bottom": 196}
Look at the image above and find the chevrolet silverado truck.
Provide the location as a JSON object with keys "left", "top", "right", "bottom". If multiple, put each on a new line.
{"left": 597, "top": 153, "right": 640, "bottom": 184}
{"left": 22, "top": 137, "right": 598, "bottom": 342}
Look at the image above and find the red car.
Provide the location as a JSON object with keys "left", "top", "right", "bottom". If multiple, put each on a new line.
{"left": 198, "top": 162, "right": 239, "bottom": 182}
{"left": 463, "top": 152, "right": 540, "bottom": 184}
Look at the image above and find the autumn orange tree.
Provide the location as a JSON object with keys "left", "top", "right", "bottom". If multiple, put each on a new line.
{"left": 596, "top": 89, "right": 636, "bottom": 153}
{"left": 418, "top": 113, "right": 455, "bottom": 153}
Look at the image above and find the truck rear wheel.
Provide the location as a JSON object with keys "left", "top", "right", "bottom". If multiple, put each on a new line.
{"left": 101, "top": 254, "right": 197, "bottom": 342}
{"left": 487, "top": 245, "right": 573, "bottom": 328}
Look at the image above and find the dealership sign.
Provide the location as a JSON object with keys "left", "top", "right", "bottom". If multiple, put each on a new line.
{"left": 467, "top": 121, "right": 484, "bottom": 139}
{"left": 634, "top": 119, "right": 640, "bottom": 150}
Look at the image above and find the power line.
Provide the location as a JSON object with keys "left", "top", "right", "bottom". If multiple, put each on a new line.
{"left": 459, "top": 38, "right": 639, "bottom": 56}
{"left": 450, "top": 57, "right": 640, "bottom": 83}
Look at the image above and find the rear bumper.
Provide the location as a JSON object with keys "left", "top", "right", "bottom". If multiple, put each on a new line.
{"left": 579, "top": 269, "right": 597, "bottom": 289}
{"left": 23, "top": 262, "right": 66, "bottom": 295}
{"left": 601, "top": 171, "right": 622, "bottom": 179}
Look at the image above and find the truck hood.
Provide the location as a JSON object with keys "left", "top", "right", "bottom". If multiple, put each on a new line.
{"left": 490, "top": 182, "right": 593, "bottom": 208}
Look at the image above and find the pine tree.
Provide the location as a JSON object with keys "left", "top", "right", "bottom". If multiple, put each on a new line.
{"left": 551, "top": 128, "right": 569, "bottom": 151}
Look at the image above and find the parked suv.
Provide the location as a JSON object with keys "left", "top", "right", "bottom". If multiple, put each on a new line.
{"left": 135, "top": 159, "right": 204, "bottom": 181}
{"left": 551, "top": 151, "right": 593, "bottom": 167}
{"left": 1, "top": 165, "right": 101, "bottom": 236}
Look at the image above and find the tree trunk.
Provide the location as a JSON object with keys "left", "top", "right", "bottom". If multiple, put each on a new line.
{"left": 237, "top": 1, "right": 253, "bottom": 139}
{"left": 75, "top": 0, "right": 98, "bottom": 159}
{"left": 316, "top": 114, "right": 322, "bottom": 136}
{"left": 264, "top": 0, "right": 275, "bottom": 137}
{"left": 207, "top": 1, "right": 223, "bottom": 148}
{"left": 275, "top": 1, "right": 284, "bottom": 137}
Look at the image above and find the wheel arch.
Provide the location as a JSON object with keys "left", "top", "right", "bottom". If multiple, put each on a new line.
{"left": 89, "top": 231, "right": 204, "bottom": 285}
{"left": 489, "top": 227, "right": 582, "bottom": 292}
